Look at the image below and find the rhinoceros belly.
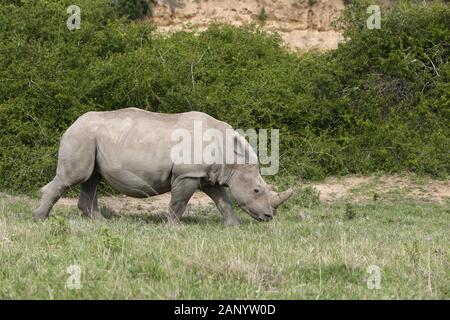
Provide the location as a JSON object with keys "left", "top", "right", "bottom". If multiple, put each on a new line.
{"left": 94, "top": 118, "right": 174, "bottom": 198}
{"left": 97, "top": 164, "right": 172, "bottom": 198}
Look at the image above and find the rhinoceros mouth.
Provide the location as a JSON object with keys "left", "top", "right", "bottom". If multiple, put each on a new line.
{"left": 255, "top": 214, "right": 273, "bottom": 222}
{"left": 238, "top": 203, "right": 274, "bottom": 222}
{"left": 246, "top": 208, "right": 274, "bottom": 222}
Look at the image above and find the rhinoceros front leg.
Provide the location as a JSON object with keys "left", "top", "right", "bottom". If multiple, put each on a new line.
{"left": 168, "top": 177, "right": 199, "bottom": 224}
{"left": 201, "top": 184, "right": 240, "bottom": 226}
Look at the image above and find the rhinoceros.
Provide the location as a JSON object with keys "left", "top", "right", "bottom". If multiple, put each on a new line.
{"left": 33, "top": 108, "right": 293, "bottom": 225}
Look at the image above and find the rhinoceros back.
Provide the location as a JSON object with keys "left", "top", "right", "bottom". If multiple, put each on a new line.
{"left": 58, "top": 108, "right": 230, "bottom": 197}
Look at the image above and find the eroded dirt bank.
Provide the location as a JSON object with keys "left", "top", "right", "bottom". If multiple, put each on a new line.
{"left": 149, "top": 0, "right": 345, "bottom": 51}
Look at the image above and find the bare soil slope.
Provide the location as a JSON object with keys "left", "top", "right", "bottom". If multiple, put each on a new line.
{"left": 150, "top": 0, "right": 345, "bottom": 51}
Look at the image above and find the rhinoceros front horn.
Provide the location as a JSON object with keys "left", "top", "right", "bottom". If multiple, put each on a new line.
{"left": 271, "top": 188, "right": 294, "bottom": 209}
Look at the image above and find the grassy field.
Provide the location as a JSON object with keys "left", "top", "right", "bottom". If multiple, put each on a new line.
{"left": 0, "top": 179, "right": 449, "bottom": 299}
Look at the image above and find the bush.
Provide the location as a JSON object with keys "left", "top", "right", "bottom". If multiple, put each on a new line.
{"left": 0, "top": 0, "right": 448, "bottom": 194}
{"left": 48, "top": 214, "right": 70, "bottom": 237}
{"left": 115, "top": 0, "right": 151, "bottom": 20}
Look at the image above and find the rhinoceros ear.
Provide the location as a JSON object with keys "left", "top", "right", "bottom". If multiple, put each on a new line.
{"left": 233, "top": 133, "right": 258, "bottom": 165}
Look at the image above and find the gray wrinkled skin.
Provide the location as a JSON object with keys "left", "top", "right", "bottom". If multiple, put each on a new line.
{"left": 33, "top": 108, "right": 293, "bottom": 225}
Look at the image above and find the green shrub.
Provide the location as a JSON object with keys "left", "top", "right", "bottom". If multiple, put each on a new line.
{"left": 295, "top": 186, "right": 321, "bottom": 209}
{"left": 0, "top": 0, "right": 448, "bottom": 195}
{"left": 257, "top": 7, "right": 268, "bottom": 24}
{"left": 344, "top": 203, "right": 357, "bottom": 220}
{"left": 101, "top": 227, "right": 123, "bottom": 253}
{"left": 115, "top": 0, "right": 151, "bottom": 20}
{"left": 48, "top": 214, "right": 70, "bottom": 237}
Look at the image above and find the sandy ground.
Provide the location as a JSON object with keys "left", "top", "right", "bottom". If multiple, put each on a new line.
{"left": 47, "top": 175, "right": 449, "bottom": 213}
{"left": 306, "top": 175, "right": 450, "bottom": 203}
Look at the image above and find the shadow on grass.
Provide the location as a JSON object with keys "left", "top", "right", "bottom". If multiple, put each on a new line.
{"left": 101, "top": 206, "right": 227, "bottom": 226}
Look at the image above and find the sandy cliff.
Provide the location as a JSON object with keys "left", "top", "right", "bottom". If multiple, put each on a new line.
{"left": 149, "top": 0, "right": 346, "bottom": 51}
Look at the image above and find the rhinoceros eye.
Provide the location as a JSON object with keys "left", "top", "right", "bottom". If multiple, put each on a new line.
{"left": 253, "top": 188, "right": 260, "bottom": 194}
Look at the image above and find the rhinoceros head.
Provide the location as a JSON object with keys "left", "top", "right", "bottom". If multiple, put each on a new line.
{"left": 227, "top": 164, "right": 294, "bottom": 222}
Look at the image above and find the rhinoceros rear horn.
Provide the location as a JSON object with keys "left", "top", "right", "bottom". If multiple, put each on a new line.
{"left": 271, "top": 188, "right": 294, "bottom": 209}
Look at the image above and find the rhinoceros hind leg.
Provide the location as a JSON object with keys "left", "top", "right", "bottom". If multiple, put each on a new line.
{"left": 33, "top": 176, "right": 68, "bottom": 220}
{"left": 167, "top": 178, "right": 199, "bottom": 224}
{"left": 33, "top": 133, "right": 96, "bottom": 221}
{"left": 78, "top": 173, "right": 105, "bottom": 220}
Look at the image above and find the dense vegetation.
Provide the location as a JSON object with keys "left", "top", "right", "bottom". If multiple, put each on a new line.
{"left": 115, "top": 0, "right": 152, "bottom": 20}
{"left": 0, "top": 0, "right": 449, "bottom": 194}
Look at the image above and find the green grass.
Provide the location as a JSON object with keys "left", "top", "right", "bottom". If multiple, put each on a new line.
{"left": 0, "top": 192, "right": 448, "bottom": 299}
